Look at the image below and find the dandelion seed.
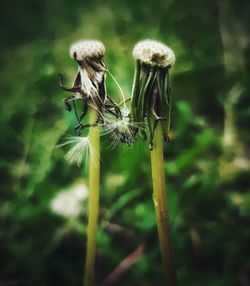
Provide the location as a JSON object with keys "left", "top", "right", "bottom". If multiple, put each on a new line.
{"left": 58, "top": 136, "right": 91, "bottom": 167}
{"left": 102, "top": 106, "right": 139, "bottom": 148}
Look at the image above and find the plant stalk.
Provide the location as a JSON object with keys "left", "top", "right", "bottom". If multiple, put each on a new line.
{"left": 150, "top": 122, "right": 178, "bottom": 286}
{"left": 84, "top": 107, "right": 100, "bottom": 286}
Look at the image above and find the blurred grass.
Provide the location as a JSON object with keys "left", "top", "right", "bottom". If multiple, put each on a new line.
{"left": 0, "top": 0, "right": 250, "bottom": 285}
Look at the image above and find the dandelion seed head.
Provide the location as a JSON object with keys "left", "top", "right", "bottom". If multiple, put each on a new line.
{"left": 70, "top": 40, "right": 105, "bottom": 61}
{"left": 133, "top": 39, "right": 175, "bottom": 68}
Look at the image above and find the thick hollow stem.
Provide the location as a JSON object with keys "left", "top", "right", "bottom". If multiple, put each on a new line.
{"left": 84, "top": 107, "right": 100, "bottom": 286}
{"left": 150, "top": 123, "right": 178, "bottom": 286}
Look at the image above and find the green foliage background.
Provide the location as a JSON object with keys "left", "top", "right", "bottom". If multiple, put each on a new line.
{"left": 0, "top": 0, "right": 250, "bottom": 285}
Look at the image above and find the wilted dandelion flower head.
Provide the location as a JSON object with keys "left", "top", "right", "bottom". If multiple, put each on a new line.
{"left": 131, "top": 39, "right": 175, "bottom": 149}
{"left": 68, "top": 40, "right": 107, "bottom": 99}
{"left": 133, "top": 39, "right": 175, "bottom": 68}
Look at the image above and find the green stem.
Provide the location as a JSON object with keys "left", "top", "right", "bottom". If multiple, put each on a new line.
{"left": 84, "top": 107, "right": 100, "bottom": 286}
{"left": 150, "top": 122, "right": 178, "bottom": 286}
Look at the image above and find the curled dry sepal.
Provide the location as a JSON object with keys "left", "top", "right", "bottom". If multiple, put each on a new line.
{"left": 131, "top": 39, "right": 175, "bottom": 150}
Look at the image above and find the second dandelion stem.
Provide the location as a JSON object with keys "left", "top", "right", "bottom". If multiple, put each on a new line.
{"left": 84, "top": 107, "right": 100, "bottom": 286}
{"left": 150, "top": 122, "right": 178, "bottom": 286}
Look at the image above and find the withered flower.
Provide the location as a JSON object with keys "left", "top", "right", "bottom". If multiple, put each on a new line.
{"left": 59, "top": 40, "right": 122, "bottom": 135}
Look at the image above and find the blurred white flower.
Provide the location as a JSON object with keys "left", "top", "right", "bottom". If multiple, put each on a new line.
{"left": 50, "top": 182, "right": 88, "bottom": 219}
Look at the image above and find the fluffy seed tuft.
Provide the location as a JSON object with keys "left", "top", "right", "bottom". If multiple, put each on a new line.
{"left": 58, "top": 136, "right": 93, "bottom": 167}
{"left": 70, "top": 40, "right": 105, "bottom": 61}
{"left": 133, "top": 39, "right": 175, "bottom": 68}
{"left": 103, "top": 107, "right": 141, "bottom": 148}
